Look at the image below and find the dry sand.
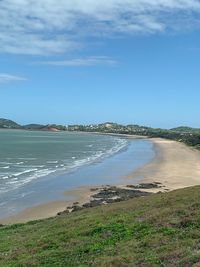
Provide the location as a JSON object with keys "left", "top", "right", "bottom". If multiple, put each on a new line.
{"left": 126, "top": 138, "right": 200, "bottom": 192}
{"left": 1, "top": 138, "right": 200, "bottom": 224}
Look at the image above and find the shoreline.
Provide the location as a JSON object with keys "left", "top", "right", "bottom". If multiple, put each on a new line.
{"left": 126, "top": 138, "right": 200, "bottom": 191}
{"left": 83, "top": 131, "right": 147, "bottom": 139}
{"left": 0, "top": 186, "right": 95, "bottom": 224}
{"left": 1, "top": 136, "right": 200, "bottom": 225}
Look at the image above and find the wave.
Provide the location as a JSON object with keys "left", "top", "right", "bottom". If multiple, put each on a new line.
{"left": 18, "top": 158, "right": 37, "bottom": 160}
{"left": 0, "top": 166, "right": 10, "bottom": 169}
{"left": 0, "top": 168, "right": 57, "bottom": 194}
{"left": 66, "top": 138, "right": 128, "bottom": 171}
{"left": 1, "top": 176, "right": 9, "bottom": 180}
{"left": 0, "top": 137, "right": 128, "bottom": 194}
{"left": 14, "top": 169, "right": 38, "bottom": 177}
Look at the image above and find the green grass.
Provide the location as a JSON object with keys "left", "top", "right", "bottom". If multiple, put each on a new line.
{"left": 0, "top": 186, "right": 200, "bottom": 267}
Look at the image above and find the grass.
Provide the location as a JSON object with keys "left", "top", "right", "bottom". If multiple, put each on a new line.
{"left": 0, "top": 186, "right": 200, "bottom": 266}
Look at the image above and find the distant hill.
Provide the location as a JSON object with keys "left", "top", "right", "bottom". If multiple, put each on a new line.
{"left": 171, "top": 126, "right": 200, "bottom": 133}
{"left": 0, "top": 118, "right": 68, "bottom": 131}
{"left": 0, "top": 118, "right": 199, "bottom": 140}
{"left": 23, "top": 124, "right": 45, "bottom": 130}
{"left": 0, "top": 118, "right": 21, "bottom": 129}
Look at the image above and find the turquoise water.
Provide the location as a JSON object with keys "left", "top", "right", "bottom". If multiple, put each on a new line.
{"left": 0, "top": 130, "right": 127, "bottom": 194}
{"left": 0, "top": 130, "right": 155, "bottom": 218}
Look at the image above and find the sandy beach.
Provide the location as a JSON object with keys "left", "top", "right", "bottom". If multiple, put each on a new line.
{"left": 1, "top": 137, "right": 200, "bottom": 225}
{"left": 127, "top": 138, "right": 200, "bottom": 192}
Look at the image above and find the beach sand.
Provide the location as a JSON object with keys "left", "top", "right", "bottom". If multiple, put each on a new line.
{"left": 126, "top": 138, "right": 200, "bottom": 193}
{"left": 1, "top": 137, "right": 200, "bottom": 224}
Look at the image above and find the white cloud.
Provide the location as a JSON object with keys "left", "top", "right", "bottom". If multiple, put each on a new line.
{"left": 0, "top": 0, "right": 200, "bottom": 55}
{"left": 0, "top": 73, "right": 27, "bottom": 83}
{"left": 37, "top": 57, "right": 117, "bottom": 66}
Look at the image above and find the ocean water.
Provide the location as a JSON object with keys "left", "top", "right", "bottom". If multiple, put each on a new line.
{"left": 0, "top": 130, "right": 155, "bottom": 218}
{"left": 0, "top": 130, "right": 128, "bottom": 194}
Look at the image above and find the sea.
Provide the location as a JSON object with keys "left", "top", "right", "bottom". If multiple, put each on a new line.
{"left": 0, "top": 130, "right": 155, "bottom": 218}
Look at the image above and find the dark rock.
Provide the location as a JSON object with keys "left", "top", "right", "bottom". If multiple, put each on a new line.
{"left": 93, "top": 187, "right": 151, "bottom": 201}
{"left": 57, "top": 209, "right": 70, "bottom": 216}
{"left": 57, "top": 185, "right": 154, "bottom": 215}
{"left": 90, "top": 188, "right": 99, "bottom": 192}
{"left": 83, "top": 187, "right": 152, "bottom": 209}
{"left": 71, "top": 205, "right": 84, "bottom": 212}
{"left": 126, "top": 182, "right": 163, "bottom": 189}
{"left": 83, "top": 199, "right": 104, "bottom": 208}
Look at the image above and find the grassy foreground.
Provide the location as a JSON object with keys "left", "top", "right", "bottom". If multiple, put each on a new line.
{"left": 0, "top": 187, "right": 200, "bottom": 267}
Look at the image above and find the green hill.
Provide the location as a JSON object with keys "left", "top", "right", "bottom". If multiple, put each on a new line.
{"left": 0, "top": 118, "right": 21, "bottom": 129}
{"left": 23, "top": 124, "right": 45, "bottom": 130}
{"left": 0, "top": 118, "right": 66, "bottom": 131}
{"left": 171, "top": 126, "right": 200, "bottom": 134}
{"left": 0, "top": 186, "right": 200, "bottom": 266}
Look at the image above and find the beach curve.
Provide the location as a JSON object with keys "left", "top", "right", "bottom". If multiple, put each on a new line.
{"left": 1, "top": 137, "right": 200, "bottom": 224}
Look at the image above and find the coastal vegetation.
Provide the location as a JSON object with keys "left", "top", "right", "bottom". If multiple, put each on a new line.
{"left": 67, "top": 123, "right": 200, "bottom": 150}
{"left": 0, "top": 186, "right": 200, "bottom": 266}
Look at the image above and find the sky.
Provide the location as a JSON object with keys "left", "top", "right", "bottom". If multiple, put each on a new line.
{"left": 0, "top": 0, "right": 200, "bottom": 128}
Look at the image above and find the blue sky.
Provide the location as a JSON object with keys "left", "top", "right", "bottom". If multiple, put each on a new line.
{"left": 0, "top": 0, "right": 200, "bottom": 128}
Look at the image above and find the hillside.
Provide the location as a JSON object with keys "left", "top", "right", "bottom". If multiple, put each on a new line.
{"left": 0, "top": 118, "right": 67, "bottom": 131}
{"left": 171, "top": 126, "right": 200, "bottom": 134}
{"left": 0, "top": 118, "right": 21, "bottom": 129}
{"left": 67, "top": 123, "right": 200, "bottom": 150}
{"left": 0, "top": 186, "right": 200, "bottom": 266}
{"left": 23, "top": 124, "right": 45, "bottom": 130}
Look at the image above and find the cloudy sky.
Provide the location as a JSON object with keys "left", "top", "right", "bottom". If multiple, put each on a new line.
{"left": 0, "top": 0, "right": 200, "bottom": 127}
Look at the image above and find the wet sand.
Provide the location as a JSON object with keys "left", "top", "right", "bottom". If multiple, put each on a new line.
{"left": 1, "top": 137, "right": 200, "bottom": 225}
{"left": 0, "top": 187, "right": 94, "bottom": 224}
